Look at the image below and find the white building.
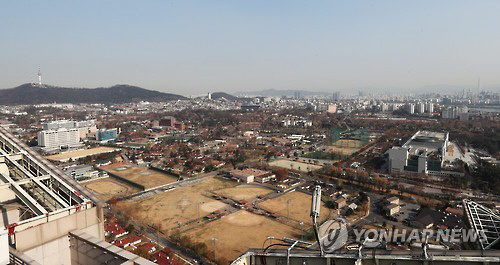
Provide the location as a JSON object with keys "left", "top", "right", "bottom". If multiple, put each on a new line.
{"left": 386, "top": 203, "right": 400, "bottom": 216}
{"left": 441, "top": 106, "right": 468, "bottom": 119}
{"left": 380, "top": 103, "right": 389, "bottom": 112}
{"left": 388, "top": 131, "right": 449, "bottom": 174}
{"left": 327, "top": 104, "right": 337, "bottom": 113}
{"left": 416, "top": 102, "right": 425, "bottom": 113}
{"left": 426, "top": 102, "right": 434, "bottom": 113}
{"left": 38, "top": 128, "right": 81, "bottom": 151}
{"left": 404, "top": 103, "right": 415, "bottom": 114}
{"left": 42, "top": 120, "right": 97, "bottom": 140}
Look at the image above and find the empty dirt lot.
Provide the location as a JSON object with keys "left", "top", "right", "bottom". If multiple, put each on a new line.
{"left": 99, "top": 163, "right": 177, "bottom": 190}
{"left": 259, "top": 191, "right": 332, "bottom": 225}
{"left": 116, "top": 176, "right": 238, "bottom": 232}
{"left": 183, "top": 210, "right": 297, "bottom": 261}
{"left": 215, "top": 184, "right": 274, "bottom": 201}
{"left": 82, "top": 178, "right": 140, "bottom": 201}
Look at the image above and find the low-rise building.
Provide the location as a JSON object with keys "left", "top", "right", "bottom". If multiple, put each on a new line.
{"left": 385, "top": 196, "right": 400, "bottom": 205}
{"left": 388, "top": 131, "right": 449, "bottom": 175}
{"left": 138, "top": 243, "right": 157, "bottom": 254}
{"left": 386, "top": 204, "right": 400, "bottom": 216}
{"left": 105, "top": 223, "right": 128, "bottom": 239}
{"left": 114, "top": 236, "right": 142, "bottom": 249}
{"left": 63, "top": 164, "right": 99, "bottom": 181}
{"left": 97, "top": 128, "right": 118, "bottom": 142}
{"left": 231, "top": 168, "right": 274, "bottom": 183}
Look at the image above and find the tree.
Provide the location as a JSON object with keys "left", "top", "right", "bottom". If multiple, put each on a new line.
{"left": 193, "top": 242, "right": 209, "bottom": 256}
{"left": 359, "top": 191, "right": 368, "bottom": 202}
{"left": 134, "top": 248, "right": 150, "bottom": 259}
{"left": 274, "top": 168, "right": 288, "bottom": 182}
{"left": 125, "top": 224, "right": 135, "bottom": 234}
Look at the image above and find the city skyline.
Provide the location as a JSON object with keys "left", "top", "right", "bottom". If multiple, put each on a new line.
{"left": 2, "top": 1, "right": 500, "bottom": 95}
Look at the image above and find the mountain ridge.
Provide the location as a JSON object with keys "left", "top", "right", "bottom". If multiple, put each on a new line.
{"left": 0, "top": 83, "right": 186, "bottom": 104}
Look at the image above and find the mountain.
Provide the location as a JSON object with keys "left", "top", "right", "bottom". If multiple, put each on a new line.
{"left": 0, "top": 83, "right": 186, "bottom": 104}
{"left": 235, "top": 89, "right": 333, "bottom": 97}
{"left": 210, "top": 92, "right": 240, "bottom": 101}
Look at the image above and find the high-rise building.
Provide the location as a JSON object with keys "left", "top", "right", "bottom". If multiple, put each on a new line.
{"left": 416, "top": 102, "right": 425, "bottom": 113}
{"left": 404, "top": 103, "right": 415, "bottom": 114}
{"left": 426, "top": 102, "right": 434, "bottom": 113}
{"left": 38, "top": 128, "right": 81, "bottom": 151}
{"left": 442, "top": 106, "right": 468, "bottom": 119}
{"left": 381, "top": 103, "right": 389, "bottom": 112}
{"left": 42, "top": 120, "right": 96, "bottom": 140}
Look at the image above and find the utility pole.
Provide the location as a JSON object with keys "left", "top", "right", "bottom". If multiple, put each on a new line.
{"left": 212, "top": 237, "right": 218, "bottom": 261}
{"left": 286, "top": 199, "right": 291, "bottom": 221}
{"left": 198, "top": 202, "right": 204, "bottom": 223}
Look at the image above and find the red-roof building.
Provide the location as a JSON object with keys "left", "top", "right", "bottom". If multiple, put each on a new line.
{"left": 151, "top": 250, "right": 181, "bottom": 265}
{"left": 138, "top": 243, "right": 157, "bottom": 254}
{"left": 104, "top": 222, "right": 128, "bottom": 239}
{"left": 113, "top": 235, "right": 142, "bottom": 249}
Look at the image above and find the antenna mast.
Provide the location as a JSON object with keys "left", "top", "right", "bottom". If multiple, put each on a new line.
{"left": 38, "top": 67, "right": 42, "bottom": 86}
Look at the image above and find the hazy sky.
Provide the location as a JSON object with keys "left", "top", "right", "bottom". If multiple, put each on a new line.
{"left": 2, "top": 1, "right": 500, "bottom": 95}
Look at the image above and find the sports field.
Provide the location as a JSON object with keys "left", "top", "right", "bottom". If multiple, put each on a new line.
{"left": 99, "top": 163, "right": 177, "bottom": 190}
{"left": 46, "top": 147, "right": 121, "bottom": 162}
{"left": 216, "top": 184, "right": 274, "bottom": 201}
{"left": 115, "top": 176, "right": 334, "bottom": 262}
{"left": 326, "top": 139, "right": 363, "bottom": 155}
{"left": 83, "top": 178, "right": 139, "bottom": 201}
{"left": 268, "top": 159, "right": 322, "bottom": 172}
{"left": 259, "top": 191, "right": 331, "bottom": 225}
{"left": 183, "top": 210, "right": 297, "bottom": 261}
{"left": 116, "top": 176, "right": 238, "bottom": 232}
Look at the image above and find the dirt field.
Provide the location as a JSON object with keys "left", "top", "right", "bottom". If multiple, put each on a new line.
{"left": 116, "top": 176, "right": 238, "bottom": 232}
{"left": 183, "top": 210, "right": 297, "bottom": 261}
{"left": 259, "top": 191, "right": 332, "bottom": 224}
{"left": 326, "top": 139, "right": 363, "bottom": 155}
{"left": 268, "top": 159, "right": 322, "bottom": 172}
{"left": 99, "top": 163, "right": 177, "bottom": 190}
{"left": 82, "top": 178, "right": 139, "bottom": 201}
{"left": 216, "top": 184, "right": 274, "bottom": 201}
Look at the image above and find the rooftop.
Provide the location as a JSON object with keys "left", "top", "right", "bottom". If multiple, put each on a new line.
{"left": 403, "top": 130, "right": 448, "bottom": 156}
{"left": 231, "top": 168, "right": 270, "bottom": 177}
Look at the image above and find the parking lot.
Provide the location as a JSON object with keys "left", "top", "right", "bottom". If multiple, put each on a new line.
{"left": 394, "top": 201, "right": 420, "bottom": 223}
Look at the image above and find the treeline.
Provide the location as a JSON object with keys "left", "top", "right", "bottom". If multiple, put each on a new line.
{"left": 471, "top": 162, "right": 500, "bottom": 194}
{"left": 171, "top": 231, "right": 228, "bottom": 265}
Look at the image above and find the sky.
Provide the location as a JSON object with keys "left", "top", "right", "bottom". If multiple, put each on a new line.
{"left": 1, "top": 1, "right": 500, "bottom": 96}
